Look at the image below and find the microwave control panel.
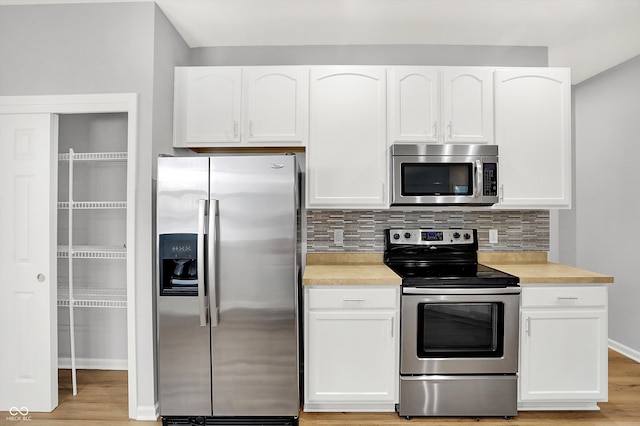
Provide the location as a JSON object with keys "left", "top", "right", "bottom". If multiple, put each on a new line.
{"left": 483, "top": 163, "right": 498, "bottom": 196}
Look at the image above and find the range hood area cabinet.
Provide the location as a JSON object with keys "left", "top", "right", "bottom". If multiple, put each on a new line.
{"left": 173, "top": 66, "right": 308, "bottom": 147}
{"left": 172, "top": 65, "right": 571, "bottom": 210}
{"left": 388, "top": 67, "right": 494, "bottom": 145}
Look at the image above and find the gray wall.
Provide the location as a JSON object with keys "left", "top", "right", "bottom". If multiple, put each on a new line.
{"left": 190, "top": 44, "right": 548, "bottom": 67}
{"left": 561, "top": 54, "right": 640, "bottom": 357}
{"left": 0, "top": 1, "right": 163, "bottom": 418}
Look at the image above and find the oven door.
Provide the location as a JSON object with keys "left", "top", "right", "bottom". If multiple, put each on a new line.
{"left": 401, "top": 287, "right": 520, "bottom": 375}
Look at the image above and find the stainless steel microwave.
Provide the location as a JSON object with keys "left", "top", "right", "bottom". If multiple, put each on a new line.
{"left": 391, "top": 144, "right": 499, "bottom": 206}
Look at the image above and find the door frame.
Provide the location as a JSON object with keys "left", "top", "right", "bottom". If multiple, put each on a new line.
{"left": 0, "top": 94, "right": 138, "bottom": 418}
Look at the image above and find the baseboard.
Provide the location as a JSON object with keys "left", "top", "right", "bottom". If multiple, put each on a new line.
{"left": 58, "top": 357, "right": 128, "bottom": 370}
{"left": 609, "top": 339, "right": 640, "bottom": 363}
{"left": 135, "top": 402, "right": 160, "bottom": 421}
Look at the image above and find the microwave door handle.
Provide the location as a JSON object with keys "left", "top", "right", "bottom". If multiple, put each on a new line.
{"left": 475, "top": 160, "right": 483, "bottom": 198}
{"left": 197, "top": 199, "right": 208, "bottom": 327}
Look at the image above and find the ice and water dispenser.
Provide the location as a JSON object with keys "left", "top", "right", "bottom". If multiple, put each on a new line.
{"left": 159, "top": 233, "right": 198, "bottom": 296}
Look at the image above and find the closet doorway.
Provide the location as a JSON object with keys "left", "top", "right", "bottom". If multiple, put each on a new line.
{"left": 0, "top": 94, "right": 137, "bottom": 418}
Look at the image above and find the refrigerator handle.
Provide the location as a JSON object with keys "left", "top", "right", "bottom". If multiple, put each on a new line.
{"left": 208, "top": 199, "right": 220, "bottom": 327}
{"left": 197, "top": 199, "right": 208, "bottom": 327}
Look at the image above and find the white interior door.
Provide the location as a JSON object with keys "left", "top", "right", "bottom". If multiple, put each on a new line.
{"left": 0, "top": 113, "right": 58, "bottom": 412}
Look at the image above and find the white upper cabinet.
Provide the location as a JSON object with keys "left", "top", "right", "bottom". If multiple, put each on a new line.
{"left": 174, "top": 66, "right": 307, "bottom": 147}
{"left": 494, "top": 68, "right": 571, "bottom": 209}
{"left": 174, "top": 67, "right": 242, "bottom": 145}
{"left": 307, "top": 66, "right": 388, "bottom": 209}
{"left": 242, "top": 67, "right": 308, "bottom": 144}
{"left": 441, "top": 67, "right": 494, "bottom": 144}
{"left": 389, "top": 67, "right": 440, "bottom": 143}
{"left": 389, "top": 67, "right": 494, "bottom": 144}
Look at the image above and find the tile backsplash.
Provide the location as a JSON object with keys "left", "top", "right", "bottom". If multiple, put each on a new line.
{"left": 307, "top": 210, "right": 549, "bottom": 252}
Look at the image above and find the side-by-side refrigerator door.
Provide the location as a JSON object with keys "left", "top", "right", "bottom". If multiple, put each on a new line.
{"left": 157, "top": 156, "right": 212, "bottom": 416}
{"left": 209, "top": 155, "right": 299, "bottom": 417}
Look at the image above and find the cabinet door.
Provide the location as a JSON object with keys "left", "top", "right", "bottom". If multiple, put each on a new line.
{"left": 389, "top": 67, "right": 440, "bottom": 143}
{"left": 308, "top": 67, "right": 388, "bottom": 209}
{"left": 243, "top": 67, "right": 307, "bottom": 145}
{"left": 494, "top": 68, "right": 571, "bottom": 208}
{"left": 306, "top": 310, "right": 397, "bottom": 403}
{"left": 441, "top": 67, "right": 494, "bottom": 144}
{"left": 174, "top": 67, "right": 242, "bottom": 146}
{"left": 519, "top": 309, "right": 608, "bottom": 402}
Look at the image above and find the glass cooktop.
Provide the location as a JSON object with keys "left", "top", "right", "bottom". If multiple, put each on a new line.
{"left": 386, "top": 263, "right": 520, "bottom": 287}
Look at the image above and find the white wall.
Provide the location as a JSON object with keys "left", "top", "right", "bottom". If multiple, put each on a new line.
{"left": 560, "top": 54, "right": 640, "bottom": 358}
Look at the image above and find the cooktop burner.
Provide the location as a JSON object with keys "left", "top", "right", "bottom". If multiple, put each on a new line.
{"left": 383, "top": 228, "right": 519, "bottom": 287}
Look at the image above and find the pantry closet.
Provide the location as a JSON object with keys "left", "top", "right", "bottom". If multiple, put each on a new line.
{"left": 57, "top": 113, "right": 129, "bottom": 395}
{"left": 0, "top": 94, "right": 137, "bottom": 416}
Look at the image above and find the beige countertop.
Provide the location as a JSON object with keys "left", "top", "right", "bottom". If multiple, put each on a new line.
{"left": 303, "top": 252, "right": 614, "bottom": 285}
{"left": 303, "top": 253, "right": 401, "bottom": 285}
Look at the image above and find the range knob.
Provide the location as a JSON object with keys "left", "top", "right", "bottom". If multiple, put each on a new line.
{"left": 393, "top": 233, "right": 401, "bottom": 240}
{"left": 452, "top": 232, "right": 461, "bottom": 239}
{"left": 404, "top": 232, "right": 412, "bottom": 239}
{"left": 463, "top": 233, "right": 471, "bottom": 240}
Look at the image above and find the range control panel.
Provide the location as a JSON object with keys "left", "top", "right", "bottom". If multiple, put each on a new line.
{"left": 387, "top": 229, "right": 476, "bottom": 245}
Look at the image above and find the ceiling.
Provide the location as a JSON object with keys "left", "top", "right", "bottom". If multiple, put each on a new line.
{"left": 3, "top": 0, "right": 640, "bottom": 83}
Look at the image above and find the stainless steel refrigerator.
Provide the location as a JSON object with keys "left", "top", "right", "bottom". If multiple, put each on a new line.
{"left": 156, "top": 154, "right": 300, "bottom": 425}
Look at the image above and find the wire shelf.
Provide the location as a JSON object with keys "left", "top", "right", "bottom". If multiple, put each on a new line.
{"left": 58, "top": 286, "right": 127, "bottom": 309}
{"left": 57, "top": 245, "right": 127, "bottom": 259}
{"left": 58, "top": 201, "right": 127, "bottom": 209}
{"left": 58, "top": 152, "right": 127, "bottom": 162}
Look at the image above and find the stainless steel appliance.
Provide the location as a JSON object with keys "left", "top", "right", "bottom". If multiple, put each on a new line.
{"left": 156, "top": 155, "right": 300, "bottom": 426}
{"left": 390, "top": 144, "right": 499, "bottom": 206}
{"left": 383, "top": 229, "right": 520, "bottom": 418}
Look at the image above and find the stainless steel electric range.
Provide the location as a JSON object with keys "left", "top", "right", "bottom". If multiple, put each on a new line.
{"left": 383, "top": 228, "right": 520, "bottom": 418}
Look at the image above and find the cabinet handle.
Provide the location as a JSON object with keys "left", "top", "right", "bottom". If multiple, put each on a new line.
{"left": 390, "top": 317, "right": 394, "bottom": 338}
{"left": 249, "top": 120, "right": 254, "bottom": 137}
{"left": 448, "top": 121, "right": 453, "bottom": 140}
{"left": 557, "top": 296, "right": 579, "bottom": 300}
{"left": 342, "top": 298, "right": 365, "bottom": 302}
{"left": 499, "top": 184, "right": 504, "bottom": 201}
{"left": 233, "top": 120, "right": 239, "bottom": 138}
{"left": 432, "top": 121, "right": 438, "bottom": 138}
{"left": 525, "top": 317, "right": 531, "bottom": 337}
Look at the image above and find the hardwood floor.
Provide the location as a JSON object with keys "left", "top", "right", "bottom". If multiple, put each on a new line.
{"left": 3, "top": 350, "right": 638, "bottom": 425}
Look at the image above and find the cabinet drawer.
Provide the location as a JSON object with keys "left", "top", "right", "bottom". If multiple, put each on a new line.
{"left": 307, "top": 287, "right": 398, "bottom": 310}
{"left": 521, "top": 286, "right": 607, "bottom": 308}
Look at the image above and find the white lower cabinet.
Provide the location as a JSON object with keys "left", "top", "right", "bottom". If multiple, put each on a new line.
{"left": 518, "top": 285, "right": 608, "bottom": 410}
{"left": 304, "top": 286, "right": 399, "bottom": 412}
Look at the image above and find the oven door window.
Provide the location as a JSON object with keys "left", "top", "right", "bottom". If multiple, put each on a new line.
{"left": 402, "top": 163, "right": 473, "bottom": 196}
{"left": 417, "top": 302, "right": 504, "bottom": 358}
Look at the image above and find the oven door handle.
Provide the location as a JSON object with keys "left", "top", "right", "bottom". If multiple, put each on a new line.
{"left": 402, "top": 287, "right": 521, "bottom": 295}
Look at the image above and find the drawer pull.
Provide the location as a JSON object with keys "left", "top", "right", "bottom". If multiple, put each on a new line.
{"left": 342, "top": 298, "right": 365, "bottom": 302}
{"left": 557, "top": 296, "right": 579, "bottom": 300}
